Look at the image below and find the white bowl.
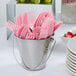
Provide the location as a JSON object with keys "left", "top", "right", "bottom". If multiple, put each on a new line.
{"left": 67, "top": 37, "right": 76, "bottom": 55}
{"left": 61, "top": 28, "right": 76, "bottom": 44}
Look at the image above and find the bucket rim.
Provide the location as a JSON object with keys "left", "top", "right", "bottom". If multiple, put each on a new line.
{"left": 14, "top": 35, "right": 54, "bottom": 41}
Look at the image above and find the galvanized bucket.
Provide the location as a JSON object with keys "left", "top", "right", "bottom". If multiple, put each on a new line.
{"left": 13, "top": 36, "right": 56, "bottom": 71}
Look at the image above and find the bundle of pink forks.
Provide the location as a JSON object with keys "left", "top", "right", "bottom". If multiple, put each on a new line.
{"left": 5, "top": 11, "right": 63, "bottom": 40}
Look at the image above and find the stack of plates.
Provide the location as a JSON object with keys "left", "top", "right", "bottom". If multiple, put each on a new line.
{"left": 66, "top": 37, "right": 76, "bottom": 75}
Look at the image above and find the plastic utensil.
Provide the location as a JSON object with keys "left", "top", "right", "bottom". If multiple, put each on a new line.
{"left": 39, "top": 17, "right": 54, "bottom": 39}
{"left": 34, "top": 12, "right": 54, "bottom": 28}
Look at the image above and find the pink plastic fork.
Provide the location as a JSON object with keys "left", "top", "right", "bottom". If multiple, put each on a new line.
{"left": 22, "top": 12, "right": 28, "bottom": 26}
{"left": 25, "top": 33, "right": 35, "bottom": 40}
{"left": 27, "top": 11, "right": 36, "bottom": 28}
{"left": 53, "top": 21, "right": 63, "bottom": 32}
{"left": 39, "top": 17, "right": 54, "bottom": 39}
{"left": 5, "top": 11, "right": 63, "bottom": 40}
{"left": 33, "top": 12, "right": 54, "bottom": 28}
{"left": 15, "top": 15, "right": 22, "bottom": 26}
{"left": 20, "top": 26, "right": 29, "bottom": 39}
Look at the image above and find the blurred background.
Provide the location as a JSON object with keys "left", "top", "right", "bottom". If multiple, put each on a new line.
{"left": 62, "top": 0, "right": 76, "bottom": 3}
{"left": 62, "top": 0, "right": 76, "bottom": 23}
{"left": 0, "top": 0, "right": 76, "bottom": 28}
{"left": 0, "top": 0, "right": 9, "bottom": 27}
{"left": 0, "top": 0, "right": 62, "bottom": 28}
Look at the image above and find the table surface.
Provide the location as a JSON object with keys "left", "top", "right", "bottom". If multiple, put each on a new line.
{"left": 0, "top": 24, "right": 76, "bottom": 76}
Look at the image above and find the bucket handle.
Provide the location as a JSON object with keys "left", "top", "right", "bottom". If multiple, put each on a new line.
{"left": 13, "top": 37, "right": 56, "bottom": 71}
{"left": 44, "top": 38, "right": 56, "bottom": 63}
{"left": 38, "top": 38, "right": 56, "bottom": 68}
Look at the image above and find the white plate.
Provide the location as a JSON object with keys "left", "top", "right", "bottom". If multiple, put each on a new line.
{"left": 66, "top": 59, "right": 76, "bottom": 67}
{"left": 67, "top": 55, "right": 76, "bottom": 64}
{"left": 67, "top": 50, "right": 76, "bottom": 59}
{"left": 66, "top": 63, "right": 76, "bottom": 76}
{"left": 66, "top": 57, "right": 76, "bottom": 67}
{"left": 67, "top": 51, "right": 76, "bottom": 61}
{"left": 66, "top": 61, "right": 76, "bottom": 70}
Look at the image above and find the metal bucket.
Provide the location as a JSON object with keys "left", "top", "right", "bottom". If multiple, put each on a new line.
{"left": 13, "top": 36, "right": 56, "bottom": 71}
